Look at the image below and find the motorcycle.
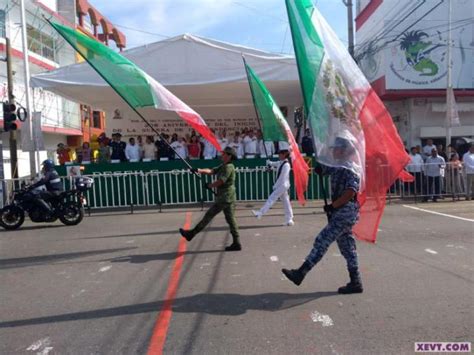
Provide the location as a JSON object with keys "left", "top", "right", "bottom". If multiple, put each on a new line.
{"left": 0, "top": 177, "right": 94, "bottom": 230}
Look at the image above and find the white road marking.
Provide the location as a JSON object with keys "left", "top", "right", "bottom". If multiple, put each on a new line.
{"left": 255, "top": 233, "right": 261, "bottom": 237}
{"left": 199, "top": 263, "right": 211, "bottom": 269}
{"left": 99, "top": 266, "right": 112, "bottom": 272}
{"left": 310, "top": 311, "right": 334, "bottom": 327}
{"left": 126, "top": 240, "right": 135, "bottom": 244}
{"left": 446, "top": 244, "right": 466, "bottom": 249}
{"left": 403, "top": 205, "right": 474, "bottom": 222}
{"left": 332, "top": 253, "right": 341, "bottom": 257}
{"left": 425, "top": 249, "right": 438, "bottom": 255}
{"left": 231, "top": 274, "right": 242, "bottom": 277}
{"left": 230, "top": 261, "right": 239, "bottom": 265}
{"left": 27, "top": 338, "right": 53, "bottom": 354}
{"left": 270, "top": 256, "right": 279, "bottom": 262}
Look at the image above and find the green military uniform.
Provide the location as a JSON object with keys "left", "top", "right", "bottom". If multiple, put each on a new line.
{"left": 189, "top": 162, "right": 240, "bottom": 245}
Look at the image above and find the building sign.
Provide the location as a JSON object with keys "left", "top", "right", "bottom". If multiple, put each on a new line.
{"left": 385, "top": 1, "right": 473, "bottom": 90}
{"left": 106, "top": 106, "right": 262, "bottom": 138}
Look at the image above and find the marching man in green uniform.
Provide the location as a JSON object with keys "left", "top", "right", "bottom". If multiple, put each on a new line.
{"left": 179, "top": 146, "right": 242, "bottom": 251}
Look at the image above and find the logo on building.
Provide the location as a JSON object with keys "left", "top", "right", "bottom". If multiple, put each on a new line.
{"left": 389, "top": 29, "right": 447, "bottom": 86}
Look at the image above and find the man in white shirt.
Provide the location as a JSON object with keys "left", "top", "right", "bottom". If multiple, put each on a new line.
{"left": 463, "top": 144, "right": 474, "bottom": 200}
{"left": 171, "top": 137, "right": 188, "bottom": 160}
{"left": 422, "top": 139, "right": 436, "bottom": 161}
{"left": 242, "top": 130, "right": 258, "bottom": 157}
{"left": 125, "top": 137, "right": 141, "bottom": 161}
{"left": 142, "top": 136, "right": 157, "bottom": 160}
{"left": 228, "top": 133, "right": 244, "bottom": 159}
{"left": 201, "top": 135, "right": 217, "bottom": 159}
{"left": 217, "top": 130, "right": 229, "bottom": 156}
{"left": 423, "top": 148, "right": 445, "bottom": 202}
{"left": 407, "top": 146, "right": 424, "bottom": 194}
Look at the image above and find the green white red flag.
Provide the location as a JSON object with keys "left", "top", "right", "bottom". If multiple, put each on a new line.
{"left": 49, "top": 21, "right": 221, "bottom": 152}
{"left": 244, "top": 59, "right": 310, "bottom": 205}
{"left": 286, "top": 0, "right": 412, "bottom": 242}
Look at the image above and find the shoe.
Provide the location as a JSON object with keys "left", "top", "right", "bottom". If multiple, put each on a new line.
{"left": 338, "top": 282, "right": 363, "bottom": 294}
{"left": 285, "top": 220, "right": 295, "bottom": 226}
{"left": 224, "top": 243, "right": 242, "bottom": 251}
{"left": 179, "top": 228, "right": 194, "bottom": 241}
{"left": 281, "top": 268, "right": 304, "bottom": 286}
{"left": 252, "top": 210, "right": 262, "bottom": 220}
{"left": 338, "top": 269, "right": 363, "bottom": 294}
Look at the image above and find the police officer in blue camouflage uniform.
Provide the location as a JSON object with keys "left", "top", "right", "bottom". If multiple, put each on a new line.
{"left": 282, "top": 137, "right": 363, "bottom": 294}
{"left": 28, "top": 159, "right": 63, "bottom": 215}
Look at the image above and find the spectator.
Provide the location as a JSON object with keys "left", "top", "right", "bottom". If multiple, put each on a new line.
{"left": 463, "top": 144, "right": 474, "bottom": 201}
{"left": 109, "top": 133, "right": 127, "bottom": 162}
{"left": 156, "top": 134, "right": 173, "bottom": 160}
{"left": 142, "top": 136, "right": 157, "bottom": 160}
{"left": 423, "top": 148, "right": 445, "bottom": 202}
{"left": 218, "top": 130, "right": 229, "bottom": 153}
{"left": 188, "top": 135, "right": 201, "bottom": 160}
{"left": 136, "top": 135, "right": 144, "bottom": 158}
{"left": 406, "top": 146, "right": 424, "bottom": 194}
{"left": 81, "top": 142, "right": 92, "bottom": 162}
{"left": 228, "top": 133, "right": 244, "bottom": 159}
{"left": 243, "top": 129, "right": 258, "bottom": 157}
{"left": 422, "top": 139, "right": 436, "bottom": 161}
{"left": 415, "top": 145, "right": 422, "bottom": 155}
{"left": 125, "top": 137, "right": 141, "bottom": 161}
{"left": 97, "top": 140, "right": 110, "bottom": 163}
{"left": 56, "top": 143, "right": 71, "bottom": 165}
{"left": 257, "top": 130, "right": 275, "bottom": 158}
{"left": 446, "top": 149, "right": 463, "bottom": 199}
{"left": 171, "top": 136, "right": 188, "bottom": 160}
{"left": 202, "top": 129, "right": 217, "bottom": 159}
{"left": 301, "top": 128, "right": 314, "bottom": 156}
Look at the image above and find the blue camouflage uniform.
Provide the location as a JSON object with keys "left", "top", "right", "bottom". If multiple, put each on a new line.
{"left": 305, "top": 166, "right": 360, "bottom": 271}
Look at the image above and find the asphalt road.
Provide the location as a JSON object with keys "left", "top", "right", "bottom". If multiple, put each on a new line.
{"left": 1, "top": 200, "right": 473, "bottom": 354}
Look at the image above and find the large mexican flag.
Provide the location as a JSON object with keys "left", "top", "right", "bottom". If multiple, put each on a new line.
{"left": 244, "top": 59, "right": 310, "bottom": 205}
{"left": 286, "top": 0, "right": 412, "bottom": 242}
{"left": 49, "top": 21, "right": 221, "bottom": 153}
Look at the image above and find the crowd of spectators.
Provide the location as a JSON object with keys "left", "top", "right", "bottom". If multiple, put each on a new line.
{"left": 405, "top": 139, "right": 474, "bottom": 201}
{"left": 56, "top": 128, "right": 316, "bottom": 165}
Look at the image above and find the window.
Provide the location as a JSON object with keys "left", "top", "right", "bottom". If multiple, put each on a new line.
{"left": 27, "top": 25, "right": 58, "bottom": 62}
{"left": 0, "top": 10, "right": 5, "bottom": 38}
{"left": 92, "top": 111, "right": 101, "bottom": 129}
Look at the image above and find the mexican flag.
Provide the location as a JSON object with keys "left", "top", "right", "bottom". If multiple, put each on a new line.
{"left": 49, "top": 21, "right": 221, "bottom": 152}
{"left": 244, "top": 59, "right": 310, "bottom": 205}
{"left": 286, "top": 0, "right": 412, "bottom": 242}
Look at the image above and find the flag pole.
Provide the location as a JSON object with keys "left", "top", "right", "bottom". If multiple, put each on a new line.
{"left": 44, "top": 17, "right": 215, "bottom": 194}
{"left": 242, "top": 55, "right": 270, "bottom": 159}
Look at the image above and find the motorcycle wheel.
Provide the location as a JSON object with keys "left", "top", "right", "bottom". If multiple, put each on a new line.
{"left": 58, "top": 202, "right": 84, "bottom": 226}
{"left": 0, "top": 206, "right": 25, "bottom": 230}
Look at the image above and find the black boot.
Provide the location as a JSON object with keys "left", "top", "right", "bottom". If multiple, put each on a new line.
{"left": 282, "top": 261, "right": 312, "bottom": 286}
{"left": 179, "top": 228, "right": 194, "bottom": 242}
{"left": 338, "top": 269, "right": 363, "bottom": 294}
{"left": 224, "top": 242, "right": 242, "bottom": 251}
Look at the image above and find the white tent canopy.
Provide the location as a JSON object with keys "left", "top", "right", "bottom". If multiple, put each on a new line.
{"left": 31, "top": 34, "right": 303, "bottom": 136}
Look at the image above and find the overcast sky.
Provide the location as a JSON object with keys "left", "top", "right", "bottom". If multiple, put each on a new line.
{"left": 92, "top": 0, "right": 349, "bottom": 53}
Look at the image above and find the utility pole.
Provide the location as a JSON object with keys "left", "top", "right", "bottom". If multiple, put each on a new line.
{"left": 20, "top": 0, "right": 37, "bottom": 177}
{"left": 6, "top": 38, "right": 19, "bottom": 180}
{"left": 343, "top": 0, "right": 355, "bottom": 58}
{"left": 445, "top": 0, "right": 453, "bottom": 148}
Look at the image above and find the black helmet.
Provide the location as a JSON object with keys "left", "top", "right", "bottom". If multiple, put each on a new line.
{"left": 42, "top": 159, "right": 54, "bottom": 170}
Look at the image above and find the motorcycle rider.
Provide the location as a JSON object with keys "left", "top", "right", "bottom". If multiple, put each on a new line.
{"left": 28, "top": 159, "right": 63, "bottom": 215}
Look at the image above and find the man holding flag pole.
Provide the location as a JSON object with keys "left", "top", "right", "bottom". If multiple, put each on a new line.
{"left": 281, "top": 0, "right": 412, "bottom": 293}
